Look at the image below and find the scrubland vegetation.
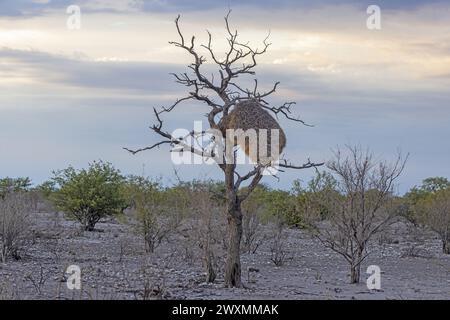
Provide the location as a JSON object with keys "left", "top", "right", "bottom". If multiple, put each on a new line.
{"left": 1, "top": 146, "right": 449, "bottom": 299}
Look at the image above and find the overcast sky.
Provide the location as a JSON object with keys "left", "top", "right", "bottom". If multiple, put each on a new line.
{"left": 1, "top": 0, "right": 449, "bottom": 193}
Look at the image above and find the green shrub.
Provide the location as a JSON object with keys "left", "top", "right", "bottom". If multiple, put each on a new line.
{"left": 405, "top": 177, "right": 450, "bottom": 224}
{"left": 0, "top": 177, "right": 32, "bottom": 199}
{"left": 406, "top": 177, "right": 450, "bottom": 253}
{"left": 241, "top": 185, "right": 302, "bottom": 227}
{"left": 264, "top": 190, "right": 299, "bottom": 226}
{"left": 52, "top": 161, "right": 126, "bottom": 231}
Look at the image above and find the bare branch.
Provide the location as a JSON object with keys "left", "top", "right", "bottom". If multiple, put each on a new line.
{"left": 239, "top": 170, "right": 264, "bottom": 202}
{"left": 123, "top": 141, "right": 171, "bottom": 155}
{"left": 279, "top": 159, "right": 325, "bottom": 170}
{"left": 124, "top": 108, "right": 217, "bottom": 161}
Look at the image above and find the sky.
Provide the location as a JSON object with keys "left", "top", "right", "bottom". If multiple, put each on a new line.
{"left": 0, "top": 0, "right": 449, "bottom": 194}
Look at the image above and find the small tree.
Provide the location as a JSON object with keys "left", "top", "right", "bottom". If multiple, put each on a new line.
{"left": 307, "top": 146, "right": 407, "bottom": 283}
{"left": 0, "top": 192, "right": 32, "bottom": 262}
{"left": 405, "top": 177, "right": 450, "bottom": 226}
{"left": 415, "top": 187, "right": 450, "bottom": 254}
{"left": 52, "top": 161, "right": 126, "bottom": 231}
{"left": 125, "top": 176, "right": 185, "bottom": 253}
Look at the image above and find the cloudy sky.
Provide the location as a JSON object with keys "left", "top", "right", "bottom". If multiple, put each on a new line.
{"left": 1, "top": 0, "right": 449, "bottom": 193}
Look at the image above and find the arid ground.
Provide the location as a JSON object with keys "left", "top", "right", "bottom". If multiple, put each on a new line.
{"left": 1, "top": 208, "right": 449, "bottom": 300}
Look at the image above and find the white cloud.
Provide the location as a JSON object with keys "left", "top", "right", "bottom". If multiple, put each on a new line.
{"left": 0, "top": 1, "right": 449, "bottom": 191}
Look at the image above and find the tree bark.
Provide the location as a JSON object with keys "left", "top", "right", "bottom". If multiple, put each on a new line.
{"left": 350, "top": 263, "right": 361, "bottom": 284}
{"left": 224, "top": 204, "right": 243, "bottom": 287}
{"left": 350, "top": 250, "right": 363, "bottom": 284}
{"left": 81, "top": 211, "right": 99, "bottom": 231}
{"left": 85, "top": 220, "right": 96, "bottom": 232}
{"left": 223, "top": 162, "right": 244, "bottom": 287}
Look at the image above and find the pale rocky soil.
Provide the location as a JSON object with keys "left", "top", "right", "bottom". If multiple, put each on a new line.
{"left": 1, "top": 209, "right": 449, "bottom": 300}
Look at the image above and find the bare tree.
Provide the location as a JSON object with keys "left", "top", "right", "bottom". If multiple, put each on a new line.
{"left": 125, "top": 12, "right": 322, "bottom": 287}
{"left": 0, "top": 192, "right": 32, "bottom": 263}
{"left": 308, "top": 146, "right": 407, "bottom": 283}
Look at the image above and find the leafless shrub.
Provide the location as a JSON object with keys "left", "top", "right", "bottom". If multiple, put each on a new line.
{"left": 24, "top": 264, "right": 52, "bottom": 296}
{"left": 189, "top": 183, "right": 226, "bottom": 283}
{"left": 269, "top": 218, "right": 290, "bottom": 266}
{"left": 121, "top": 253, "right": 176, "bottom": 300}
{"left": 307, "top": 145, "right": 407, "bottom": 283}
{"left": 0, "top": 192, "right": 32, "bottom": 263}
{"left": 126, "top": 177, "right": 185, "bottom": 253}
{"left": 140, "top": 213, "right": 180, "bottom": 254}
{"left": 137, "top": 266, "right": 167, "bottom": 300}
{"left": 242, "top": 202, "right": 266, "bottom": 254}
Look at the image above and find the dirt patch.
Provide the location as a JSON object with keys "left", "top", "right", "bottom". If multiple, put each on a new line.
{"left": 1, "top": 211, "right": 449, "bottom": 300}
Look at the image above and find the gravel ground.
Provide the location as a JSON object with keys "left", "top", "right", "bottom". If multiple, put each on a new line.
{"left": 1, "top": 210, "right": 449, "bottom": 300}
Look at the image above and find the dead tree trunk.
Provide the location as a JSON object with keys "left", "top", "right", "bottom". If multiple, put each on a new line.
{"left": 224, "top": 199, "right": 243, "bottom": 287}
{"left": 125, "top": 12, "right": 324, "bottom": 288}
{"left": 224, "top": 164, "right": 243, "bottom": 287}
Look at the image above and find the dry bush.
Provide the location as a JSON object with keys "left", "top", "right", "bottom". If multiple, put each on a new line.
{"left": 24, "top": 263, "right": 52, "bottom": 296}
{"left": 269, "top": 217, "right": 290, "bottom": 266}
{"left": 176, "top": 180, "right": 227, "bottom": 282}
{"left": 241, "top": 187, "right": 267, "bottom": 254}
{"left": 188, "top": 183, "right": 226, "bottom": 283}
{"left": 120, "top": 253, "right": 176, "bottom": 300}
{"left": 0, "top": 192, "right": 32, "bottom": 263}
{"left": 126, "top": 177, "right": 186, "bottom": 253}
{"left": 242, "top": 210, "right": 266, "bottom": 254}
{"left": 307, "top": 146, "right": 407, "bottom": 283}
